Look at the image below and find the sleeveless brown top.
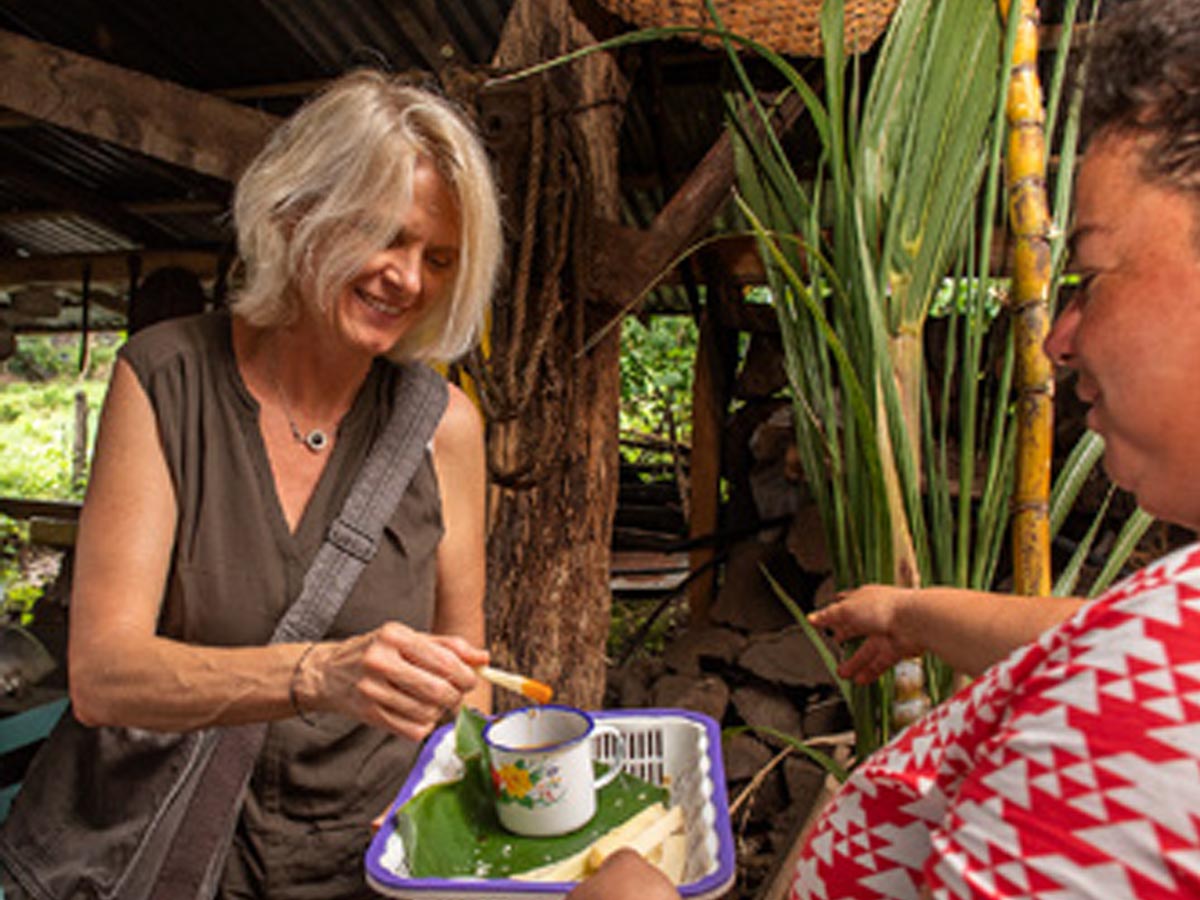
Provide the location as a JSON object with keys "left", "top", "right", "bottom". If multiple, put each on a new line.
{"left": 122, "top": 313, "right": 444, "bottom": 898}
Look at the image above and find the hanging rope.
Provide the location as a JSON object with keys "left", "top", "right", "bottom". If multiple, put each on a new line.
{"left": 462, "top": 75, "right": 594, "bottom": 489}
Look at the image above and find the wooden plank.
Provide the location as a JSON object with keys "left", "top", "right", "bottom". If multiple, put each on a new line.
{"left": 0, "top": 201, "right": 223, "bottom": 225}
{"left": 28, "top": 517, "right": 77, "bottom": 549}
{"left": 0, "top": 498, "right": 81, "bottom": 521}
{"left": 0, "top": 249, "right": 220, "bottom": 289}
{"left": 0, "top": 29, "right": 279, "bottom": 182}
{"left": 610, "top": 550, "right": 690, "bottom": 595}
{"left": 712, "top": 226, "right": 1027, "bottom": 283}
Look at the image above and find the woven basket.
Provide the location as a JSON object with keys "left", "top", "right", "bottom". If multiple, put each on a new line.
{"left": 595, "top": 0, "right": 898, "bottom": 56}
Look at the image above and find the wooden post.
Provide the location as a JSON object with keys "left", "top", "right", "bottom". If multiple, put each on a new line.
{"left": 687, "top": 308, "right": 723, "bottom": 624}
{"left": 126, "top": 255, "right": 141, "bottom": 334}
{"left": 71, "top": 390, "right": 88, "bottom": 490}
{"left": 688, "top": 257, "right": 740, "bottom": 625}
{"left": 480, "top": 0, "right": 631, "bottom": 709}
{"left": 77, "top": 263, "right": 91, "bottom": 375}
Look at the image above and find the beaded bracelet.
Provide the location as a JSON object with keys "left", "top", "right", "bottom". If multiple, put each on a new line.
{"left": 289, "top": 642, "right": 319, "bottom": 727}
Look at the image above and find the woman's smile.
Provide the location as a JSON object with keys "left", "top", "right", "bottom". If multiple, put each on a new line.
{"left": 354, "top": 285, "right": 417, "bottom": 317}
{"left": 332, "top": 159, "right": 461, "bottom": 357}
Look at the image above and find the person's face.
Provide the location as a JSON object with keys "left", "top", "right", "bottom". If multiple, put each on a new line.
{"left": 330, "top": 158, "right": 461, "bottom": 358}
{"left": 1045, "top": 133, "right": 1200, "bottom": 530}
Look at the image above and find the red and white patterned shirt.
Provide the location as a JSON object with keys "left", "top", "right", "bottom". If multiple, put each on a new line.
{"left": 792, "top": 542, "right": 1200, "bottom": 899}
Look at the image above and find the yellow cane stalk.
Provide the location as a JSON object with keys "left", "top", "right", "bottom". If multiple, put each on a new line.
{"left": 884, "top": 329, "right": 923, "bottom": 590}
{"left": 1002, "top": 0, "right": 1053, "bottom": 596}
{"left": 885, "top": 331, "right": 929, "bottom": 729}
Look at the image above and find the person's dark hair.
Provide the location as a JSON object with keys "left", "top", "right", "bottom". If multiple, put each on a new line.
{"left": 1081, "top": 0, "right": 1200, "bottom": 193}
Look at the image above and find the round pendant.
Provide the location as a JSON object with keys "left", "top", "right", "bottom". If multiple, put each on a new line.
{"left": 303, "top": 429, "right": 329, "bottom": 453}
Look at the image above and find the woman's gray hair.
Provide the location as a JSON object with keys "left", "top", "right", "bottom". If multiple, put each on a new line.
{"left": 230, "top": 70, "right": 502, "bottom": 363}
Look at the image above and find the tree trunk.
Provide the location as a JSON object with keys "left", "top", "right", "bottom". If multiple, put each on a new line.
{"left": 480, "top": 0, "right": 629, "bottom": 709}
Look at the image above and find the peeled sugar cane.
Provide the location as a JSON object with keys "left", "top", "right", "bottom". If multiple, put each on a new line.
{"left": 514, "top": 802, "right": 687, "bottom": 884}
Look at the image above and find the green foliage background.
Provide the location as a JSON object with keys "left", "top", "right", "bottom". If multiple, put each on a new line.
{"left": 1, "top": 333, "right": 119, "bottom": 619}
{"left": 0, "top": 334, "right": 118, "bottom": 501}
{"left": 618, "top": 315, "right": 697, "bottom": 470}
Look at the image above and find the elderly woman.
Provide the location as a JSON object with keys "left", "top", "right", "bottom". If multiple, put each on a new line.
{"left": 0, "top": 72, "right": 501, "bottom": 899}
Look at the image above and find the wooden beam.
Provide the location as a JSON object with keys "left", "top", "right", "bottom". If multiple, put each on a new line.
{"left": 0, "top": 497, "right": 81, "bottom": 521}
{"left": 0, "top": 29, "right": 280, "bottom": 182}
{"left": 215, "top": 80, "right": 327, "bottom": 102}
{"left": 0, "top": 249, "right": 219, "bottom": 288}
{"left": 0, "top": 83, "right": 317, "bottom": 132}
{"left": 591, "top": 94, "right": 802, "bottom": 308}
{"left": 603, "top": 224, "right": 1023, "bottom": 303}
{"left": 0, "top": 200, "right": 225, "bottom": 224}
{"left": 29, "top": 516, "right": 77, "bottom": 549}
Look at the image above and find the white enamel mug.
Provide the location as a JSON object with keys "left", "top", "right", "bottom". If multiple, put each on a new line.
{"left": 483, "top": 705, "right": 627, "bottom": 836}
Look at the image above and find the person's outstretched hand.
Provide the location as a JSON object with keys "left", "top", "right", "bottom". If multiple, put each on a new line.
{"left": 564, "top": 849, "right": 680, "bottom": 900}
{"left": 809, "top": 586, "right": 921, "bottom": 684}
{"left": 297, "top": 623, "right": 487, "bottom": 741}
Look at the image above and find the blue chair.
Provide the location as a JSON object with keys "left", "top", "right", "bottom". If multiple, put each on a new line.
{"left": 0, "top": 695, "right": 67, "bottom": 898}
{"left": 0, "top": 696, "right": 68, "bottom": 822}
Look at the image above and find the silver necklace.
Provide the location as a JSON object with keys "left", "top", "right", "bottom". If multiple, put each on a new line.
{"left": 271, "top": 360, "right": 331, "bottom": 454}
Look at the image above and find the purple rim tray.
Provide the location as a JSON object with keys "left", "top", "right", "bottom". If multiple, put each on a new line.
{"left": 364, "top": 707, "right": 736, "bottom": 899}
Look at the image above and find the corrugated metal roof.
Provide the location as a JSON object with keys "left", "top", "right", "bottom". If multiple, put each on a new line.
{"left": 0, "top": 0, "right": 524, "bottom": 332}
{"left": 0, "top": 0, "right": 720, "bottom": 333}
{"left": 0, "top": 0, "right": 1086, "bottom": 334}
{"left": 0, "top": 215, "right": 135, "bottom": 256}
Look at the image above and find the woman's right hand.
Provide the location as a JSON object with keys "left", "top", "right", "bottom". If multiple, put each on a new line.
{"left": 297, "top": 622, "right": 488, "bottom": 741}
{"left": 808, "top": 585, "right": 922, "bottom": 684}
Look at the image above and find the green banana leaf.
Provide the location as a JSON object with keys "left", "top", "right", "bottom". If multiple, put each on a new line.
{"left": 395, "top": 709, "right": 668, "bottom": 879}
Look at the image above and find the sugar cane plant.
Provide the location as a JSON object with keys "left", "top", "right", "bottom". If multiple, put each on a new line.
{"left": 492, "top": 0, "right": 1154, "bottom": 768}
{"left": 723, "top": 0, "right": 1151, "bottom": 760}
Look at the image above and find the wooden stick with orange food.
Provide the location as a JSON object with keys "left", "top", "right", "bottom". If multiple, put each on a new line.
{"left": 476, "top": 665, "right": 554, "bottom": 705}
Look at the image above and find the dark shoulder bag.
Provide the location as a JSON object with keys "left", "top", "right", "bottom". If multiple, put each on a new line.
{"left": 0, "top": 363, "right": 448, "bottom": 900}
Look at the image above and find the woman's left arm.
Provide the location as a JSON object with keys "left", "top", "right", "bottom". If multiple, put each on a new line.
{"left": 430, "top": 383, "right": 491, "bottom": 713}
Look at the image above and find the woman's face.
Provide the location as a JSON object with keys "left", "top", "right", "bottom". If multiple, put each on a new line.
{"left": 329, "top": 158, "right": 461, "bottom": 359}
{"left": 1045, "top": 133, "right": 1200, "bottom": 530}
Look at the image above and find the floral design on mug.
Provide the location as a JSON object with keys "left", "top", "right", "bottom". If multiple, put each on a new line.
{"left": 491, "top": 759, "right": 564, "bottom": 808}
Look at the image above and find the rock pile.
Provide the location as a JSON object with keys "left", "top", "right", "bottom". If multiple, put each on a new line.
{"left": 606, "top": 488, "right": 853, "bottom": 897}
{"left": 606, "top": 336, "right": 858, "bottom": 896}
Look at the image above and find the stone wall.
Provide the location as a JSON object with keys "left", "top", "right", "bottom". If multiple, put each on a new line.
{"left": 607, "top": 397, "right": 853, "bottom": 897}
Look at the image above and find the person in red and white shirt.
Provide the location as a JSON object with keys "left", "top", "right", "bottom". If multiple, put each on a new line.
{"left": 570, "top": 1, "right": 1200, "bottom": 897}
{"left": 796, "top": 1, "right": 1200, "bottom": 896}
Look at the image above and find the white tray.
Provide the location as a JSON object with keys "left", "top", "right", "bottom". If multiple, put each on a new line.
{"left": 365, "top": 708, "right": 736, "bottom": 900}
